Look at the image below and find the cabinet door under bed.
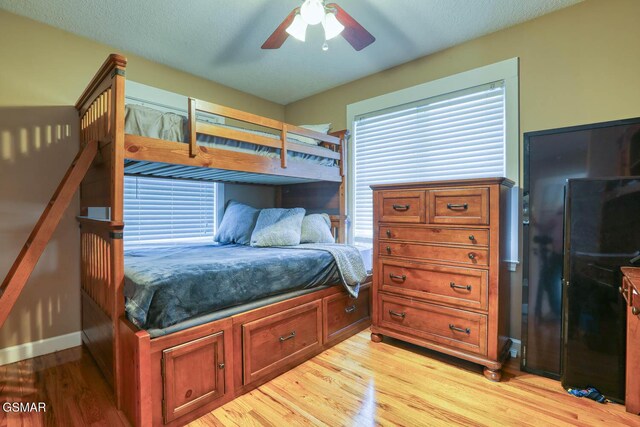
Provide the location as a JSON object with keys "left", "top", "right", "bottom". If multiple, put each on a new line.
{"left": 161, "top": 332, "right": 226, "bottom": 423}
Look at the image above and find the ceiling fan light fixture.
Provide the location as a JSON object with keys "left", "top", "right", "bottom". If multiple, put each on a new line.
{"left": 322, "top": 11, "right": 344, "bottom": 40}
{"left": 300, "top": 0, "right": 325, "bottom": 25}
{"left": 286, "top": 13, "right": 308, "bottom": 42}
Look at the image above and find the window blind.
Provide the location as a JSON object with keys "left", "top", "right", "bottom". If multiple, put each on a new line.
{"left": 353, "top": 82, "right": 505, "bottom": 243}
{"left": 124, "top": 176, "right": 216, "bottom": 247}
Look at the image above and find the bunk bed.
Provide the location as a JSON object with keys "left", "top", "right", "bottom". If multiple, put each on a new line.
{"left": 75, "top": 54, "right": 371, "bottom": 426}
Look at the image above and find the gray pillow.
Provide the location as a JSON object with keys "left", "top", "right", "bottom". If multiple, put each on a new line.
{"left": 250, "top": 208, "right": 306, "bottom": 247}
{"left": 300, "top": 213, "right": 335, "bottom": 243}
{"left": 214, "top": 200, "right": 259, "bottom": 245}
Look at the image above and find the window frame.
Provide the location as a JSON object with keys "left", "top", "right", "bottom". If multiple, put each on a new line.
{"left": 346, "top": 58, "right": 519, "bottom": 263}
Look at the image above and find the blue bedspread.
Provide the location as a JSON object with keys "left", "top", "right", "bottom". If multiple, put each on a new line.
{"left": 124, "top": 244, "right": 339, "bottom": 329}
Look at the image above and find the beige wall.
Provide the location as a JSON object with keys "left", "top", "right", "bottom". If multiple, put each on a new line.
{"left": 284, "top": 0, "right": 640, "bottom": 340}
{"left": 0, "top": 10, "right": 284, "bottom": 352}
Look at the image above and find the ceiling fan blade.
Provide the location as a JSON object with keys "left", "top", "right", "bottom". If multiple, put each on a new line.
{"left": 262, "top": 7, "right": 298, "bottom": 49}
{"left": 328, "top": 3, "right": 375, "bottom": 51}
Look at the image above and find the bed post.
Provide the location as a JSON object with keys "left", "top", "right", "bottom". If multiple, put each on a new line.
{"left": 332, "top": 129, "right": 349, "bottom": 243}
{"left": 110, "top": 57, "right": 127, "bottom": 411}
{"left": 75, "top": 54, "right": 128, "bottom": 409}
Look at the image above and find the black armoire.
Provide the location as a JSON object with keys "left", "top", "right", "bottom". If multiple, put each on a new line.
{"left": 522, "top": 118, "right": 640, "bottom": 381}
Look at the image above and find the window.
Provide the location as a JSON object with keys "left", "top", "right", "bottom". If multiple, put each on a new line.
{"left": 347, "top": 59, "right": 519, "bottom": 260}
{"left": 124, "top": 176, "right": 216, "bottom": 248}
{"left": 352, "top": 83, "right": 505, "bottom": 244}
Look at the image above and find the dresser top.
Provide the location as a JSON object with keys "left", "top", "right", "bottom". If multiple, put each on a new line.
{"left": 622, "top": 267, "right": 640, "bottom": 282}
{"left": 369, "top": 177, "right": 514, "bottom": 190}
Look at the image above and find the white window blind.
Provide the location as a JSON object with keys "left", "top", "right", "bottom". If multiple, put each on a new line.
{"left": 353, "top": 82, "right": 505, "bottom": 243}
{"left": 124, "top": 176, "right": 216, "bottom": 247}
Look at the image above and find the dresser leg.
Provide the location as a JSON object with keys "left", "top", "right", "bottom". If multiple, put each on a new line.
{"left": 370, "top": 332, "right": 383, "bottom": 343}
{"left": 483, "top": 366, "right": 502, "bottom": 382}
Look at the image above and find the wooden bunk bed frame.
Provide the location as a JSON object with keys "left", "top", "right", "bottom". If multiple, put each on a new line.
{"left": 74, "top": 54, "right": 368, "bottom": 426}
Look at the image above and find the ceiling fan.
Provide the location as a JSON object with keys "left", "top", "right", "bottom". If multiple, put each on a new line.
{"left": 262, "top": 0, "right": 375, "bottom": 51}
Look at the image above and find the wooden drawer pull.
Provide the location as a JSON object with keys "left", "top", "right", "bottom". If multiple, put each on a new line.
{"left": 468, "top": 235, "right": 475, "bottom": 242}
{"left": 447, "top": 203, "right": 468, "bottom": 210}
{"left": 386, "top": 246, "right": 392, "bottom": 255}
{"left": 389, "top": 273, "right": 407, "bottom": 282}
{"left": 468, "top": 252, "right": 476, "bottom": 260}
{"left": 389, "top": 310, "right": 406, "bottom": 319}
{"left": 450, "top": 282, "right": 472, "bottom": 291}
{"left": 392, "top": 204, "right": 410, "bottom": 211}
{"left": 344, "top": 304, "right": 357, "bottom": 314}
{"left": 449, "top": 324, "right": 471, "bottom": 334}
{"left": 386, "top": 229, "right": 391, "bottom": 237}
{"left": 633, "top": 307, "right": 640, "bottom": 316}
{"left": 279, "top": 331, "right": 296, "bottom": 342}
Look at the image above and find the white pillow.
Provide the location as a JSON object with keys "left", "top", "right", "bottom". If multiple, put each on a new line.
{"left": 291, "top": 123, "right": 332, "bottom": 146}
{"left": 250, "top": 208, "right": 306, "bottom": 247}
{"left": 300, "top": 213, "right": 335, "bottom": 243}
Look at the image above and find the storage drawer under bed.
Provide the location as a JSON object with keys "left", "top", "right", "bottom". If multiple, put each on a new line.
{"left": 242, "top": 300, "right": 322, "bottom": 386}
{"left": 323, "top": 286, "right": 371, "bottom": 345}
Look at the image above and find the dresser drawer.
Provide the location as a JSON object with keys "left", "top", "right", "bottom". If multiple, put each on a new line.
{"left": 380, "top": 242, "right": 488, "bottom": 267}
{"left": 380, "top": 260, "right": 488, "bottom": 310}
{"left": 242, "top": 300, "right": 322, "bottom": 385}
{"left": 379, "top": 225, "right": 489, "bottom": 246}
{"left": 429, "top": 188, "right": 489, "bottom": 225}
{"left": 379, "top": 294, "right": 487, "bottom": 355}
{"left": 323, "top": 286, "right": 371, "bottom": 345}
{"left": 378, "top": 191, "right": 426, "bottom": 223}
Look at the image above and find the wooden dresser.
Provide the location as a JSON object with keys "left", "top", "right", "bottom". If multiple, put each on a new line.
{"left": 370, "top": 178, "right": 513, "bottom": 381}
{"left": 622, "top": 267, "right": 640, "bottom": 415}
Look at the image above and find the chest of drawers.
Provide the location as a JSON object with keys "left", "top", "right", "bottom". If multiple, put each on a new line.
{"left": 370, "top": 178, "right": 513, "bottom": 381}
{"left": 621, "top": 267, "right": 640, "bottom": 415}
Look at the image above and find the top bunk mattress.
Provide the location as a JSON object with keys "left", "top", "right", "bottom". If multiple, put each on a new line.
{"left": 124, "top": 243, "right": 341, "bottom": 330}
{"left": 124, "top": 104, "right": 336, "bottom": 167}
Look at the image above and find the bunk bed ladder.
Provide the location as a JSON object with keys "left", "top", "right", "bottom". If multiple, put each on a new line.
{"left": 0, "top": 139, "right": 99, "bottom": 329}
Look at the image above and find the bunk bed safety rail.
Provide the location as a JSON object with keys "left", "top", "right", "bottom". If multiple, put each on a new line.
{"left": 81, "top": 88, "right": 112, "bottom": 147}
{"left": 76, "top": 54, "right": 127, "bottom": 148}
{"left": 188, "top": 98, "right": 342, "bottom": 169}
{"left": 78, "top": 217, "right": 124, "bottom": 317}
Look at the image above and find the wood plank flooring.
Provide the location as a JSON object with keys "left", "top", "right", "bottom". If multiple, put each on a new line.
{"left": 1, "top": 329, "right": 637, "bottom": 426}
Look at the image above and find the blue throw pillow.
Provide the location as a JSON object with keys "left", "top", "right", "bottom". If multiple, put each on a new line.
{"left": 214, "top": 200, "right": 259, "bottom": 245}
{"left": 250, "top": 208, "right": 306, "bottom": 247}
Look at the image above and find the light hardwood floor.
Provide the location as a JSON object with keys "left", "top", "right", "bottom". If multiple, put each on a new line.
{"left": 1, "top": 329, "right": 637, "bottom": 426}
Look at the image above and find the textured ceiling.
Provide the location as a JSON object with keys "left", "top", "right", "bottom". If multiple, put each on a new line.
{"left": 0, "top": 0, "right": 581, "bottom": 104}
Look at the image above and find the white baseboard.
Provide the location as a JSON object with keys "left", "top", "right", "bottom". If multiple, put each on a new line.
{"left": 509, "top": 338, "right": 521, "bottom": 358}
{"left": 0, "top": 331, "right": 81, "bottom": 366}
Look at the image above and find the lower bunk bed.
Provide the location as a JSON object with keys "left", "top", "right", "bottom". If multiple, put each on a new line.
{"left": 72, "top": 54, "right": 365, "bottom": 426}
{"left": 81, "top": 218, "right": 371, "bottom": 426}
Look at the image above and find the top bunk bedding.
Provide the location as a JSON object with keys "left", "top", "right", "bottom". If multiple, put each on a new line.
{"left": 124, "top": 104, "right": 336, "bottom": 167}
{"left": 124, "top": 243, "right": 368, "bottom": 332}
